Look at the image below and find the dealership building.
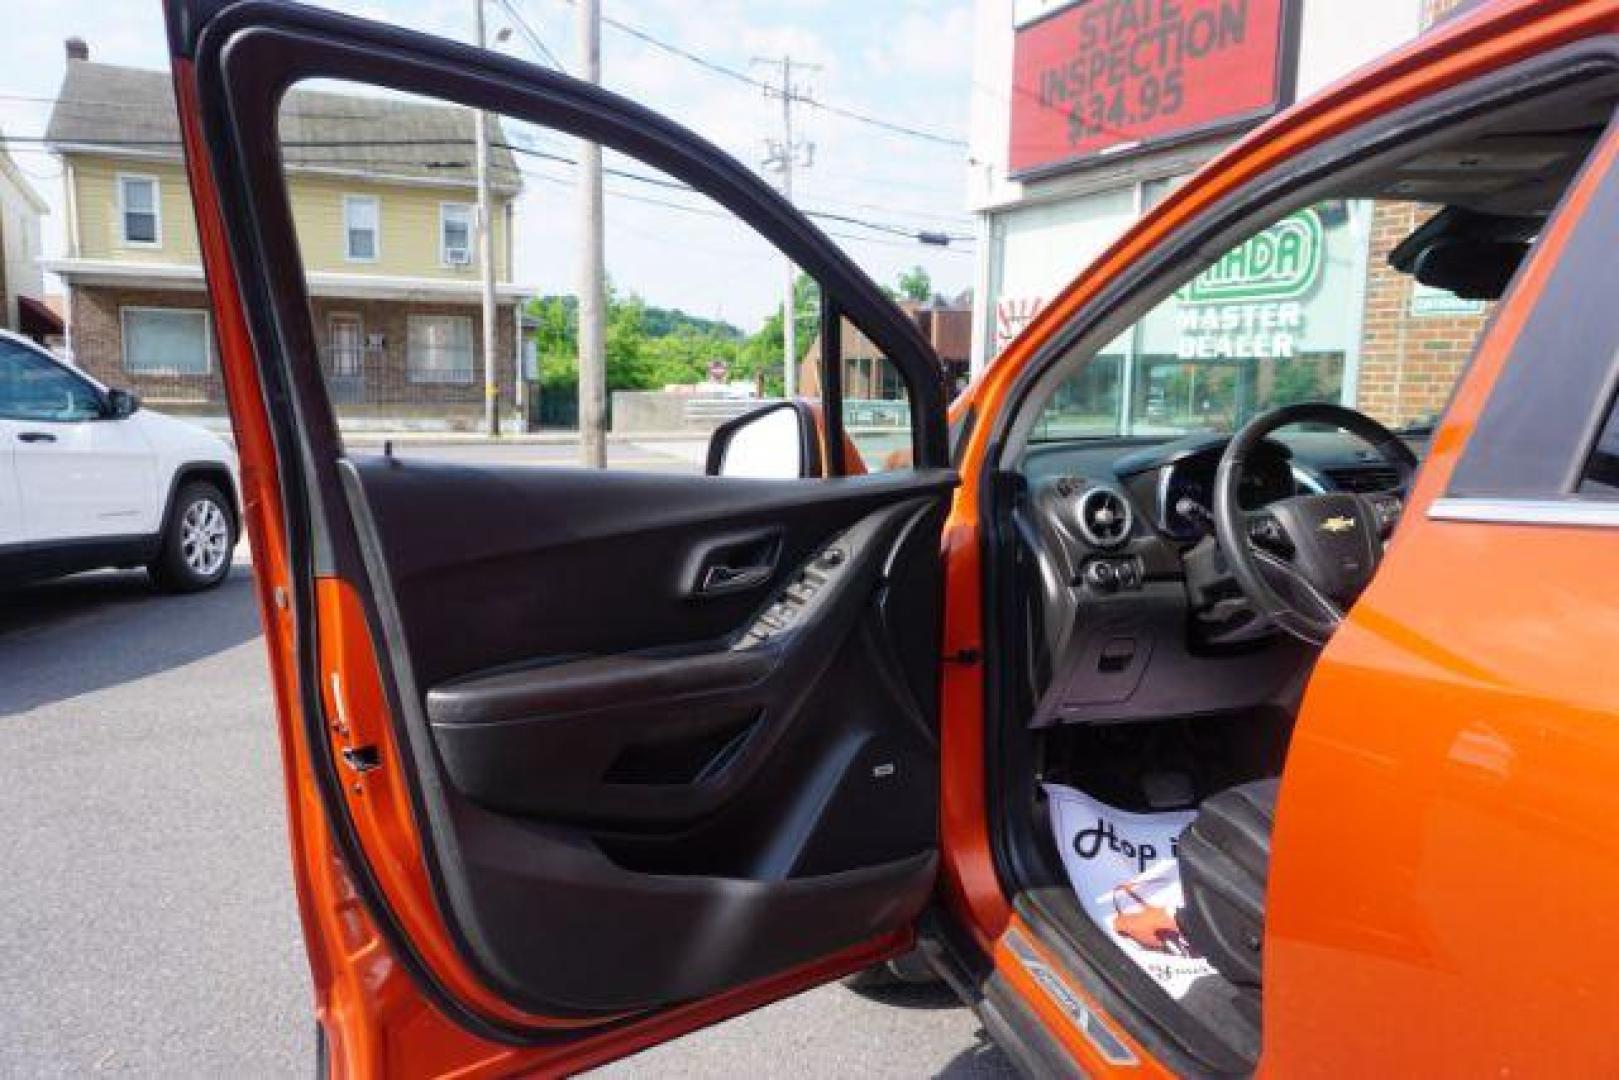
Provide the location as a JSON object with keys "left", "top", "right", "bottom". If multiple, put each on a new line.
{"left": 966, "top": 0, "right": 1483, "bottom": 428}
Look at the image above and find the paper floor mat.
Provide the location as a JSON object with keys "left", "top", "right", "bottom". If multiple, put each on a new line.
{"left": 1044, "top": 782, "right": 1216, "bottom": 999}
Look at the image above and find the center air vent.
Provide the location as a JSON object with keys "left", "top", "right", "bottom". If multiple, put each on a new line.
{"left": 1075, "top": 486, "right": 1133, "bottom": 549}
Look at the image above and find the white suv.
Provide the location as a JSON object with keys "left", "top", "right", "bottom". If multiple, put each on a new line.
{"left": 0, "top": 330, "right": 239, "bottom": 592}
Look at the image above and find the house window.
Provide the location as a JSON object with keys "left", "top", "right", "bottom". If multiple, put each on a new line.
{"left": 407, "top": 315, "right": 475, "bottom": 384}
{"left": 441, "top": 203, "right": 475, "bottom": 266}
{"left": 122, "top": 308, "right": 211, "bottom": 376}
{"left": 118, "top": 174, "right": 160, "bottom": 246}
{"left": 344, "top": 195, "right": 380, "bottom": 261}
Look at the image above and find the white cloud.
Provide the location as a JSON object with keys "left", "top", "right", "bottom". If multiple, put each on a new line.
{"left": 862, "top": 3, "right": 974, "bottom": 79}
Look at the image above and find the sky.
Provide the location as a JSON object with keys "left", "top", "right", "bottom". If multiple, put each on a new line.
{"left": 0, "top": 0, "right": 978, "bottom": 330}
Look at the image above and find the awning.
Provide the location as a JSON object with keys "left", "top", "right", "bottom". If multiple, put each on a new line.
{"left": 18, "top": 295, "right": 63, "bottom": 341}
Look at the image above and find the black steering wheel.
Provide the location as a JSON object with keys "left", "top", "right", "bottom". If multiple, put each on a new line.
{"left": 1212, "top": 403, "right": 1418, "bottom": 645}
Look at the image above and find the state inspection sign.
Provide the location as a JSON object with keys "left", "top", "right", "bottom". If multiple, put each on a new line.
{"left": 1009, "top": 0, "right": 1297, "bottom": 178}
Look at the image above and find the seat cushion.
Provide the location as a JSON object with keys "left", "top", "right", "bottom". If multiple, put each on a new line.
{"left": 1177, "top": 779, "right": 1279, "bottom": 988}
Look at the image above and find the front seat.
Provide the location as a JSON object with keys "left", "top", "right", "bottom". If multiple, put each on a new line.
{"left": 1178, "top": 779, "right": 1279, "bottom": 988}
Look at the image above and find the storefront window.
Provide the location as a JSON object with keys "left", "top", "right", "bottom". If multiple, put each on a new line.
{"left": 1031, "top": 199, "right": 1477, "bottom": 439}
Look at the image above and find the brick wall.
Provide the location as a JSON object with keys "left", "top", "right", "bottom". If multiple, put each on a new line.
{"left": 1353, "top": 204, "right": 1489, "bottom": 427}
{"left": 309, "top": 296, "right": 517, "bottom": 421}
{"left": 70, "top": 285, "right": 223, "bottom": 405}
{"left": 70, "top": 284, "right": 517, "bottom": 426}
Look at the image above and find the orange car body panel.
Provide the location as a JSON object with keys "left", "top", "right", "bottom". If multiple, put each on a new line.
{"left": 1262, "top": 91, "right": 1619, "bottom": 1076}
{"left": 178, "top": 0, "right": 1619, "bottom": 1074}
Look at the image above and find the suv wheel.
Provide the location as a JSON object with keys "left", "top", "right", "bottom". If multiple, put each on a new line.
{"left": 150, "top": 481, "right": 236, "bottom": 592}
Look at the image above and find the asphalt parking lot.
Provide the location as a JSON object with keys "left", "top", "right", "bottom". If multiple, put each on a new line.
{"left": 0, "top": 440, "right": 1016, "bottom": 1078}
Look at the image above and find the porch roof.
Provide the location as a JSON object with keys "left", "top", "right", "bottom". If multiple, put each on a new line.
{"left": 42, "top": 258, "right": 532, "bottom": 303}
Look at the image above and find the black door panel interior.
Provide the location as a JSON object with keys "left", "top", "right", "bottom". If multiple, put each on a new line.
{"left": 425, "top": 492, "right": 940, "bottom": 826}
{"left": 341, "top": 458, "right": 957, "bottom": 1014}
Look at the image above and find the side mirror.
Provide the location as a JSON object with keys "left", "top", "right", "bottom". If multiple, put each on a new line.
{"left": 105, "top": 388, "right": 141, "bottom": 419}
{"left": 706, "top": 401, "right": 822, "bottom": 479}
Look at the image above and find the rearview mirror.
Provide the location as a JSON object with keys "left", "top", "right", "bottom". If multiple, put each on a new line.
{"left": 1411, "top": 238, "right": 1529, "bottom": 300}
{"left": 105, "top": 388, "right": 141, "bottom": 419}
{"left": 705, "top": 401, "right": 822, "bottom": 479}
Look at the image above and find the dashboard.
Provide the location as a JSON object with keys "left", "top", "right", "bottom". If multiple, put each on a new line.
{"left": 1012, "top": 429, "right": 1418, "bottom": 727}
{"left": 1022, "top": 429, "right": 1416, "bottom": 546}
{"left": 1118, "top": 437, "right": 1297, "bottom": 542}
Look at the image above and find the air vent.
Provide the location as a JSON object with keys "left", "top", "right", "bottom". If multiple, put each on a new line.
{"left": 1325, "top": 466, "right": 1400, "bottom": 493}
{"left": 1075, "top": 486, "right": 1134, "bottom": 549}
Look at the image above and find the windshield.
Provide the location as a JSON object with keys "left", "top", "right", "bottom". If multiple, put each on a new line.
{"left": 1029, "top": 198, "right": 1491, "bottom": 441}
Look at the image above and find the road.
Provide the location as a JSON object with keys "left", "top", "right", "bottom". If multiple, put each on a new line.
{"left": 0, "top": 439, "right": 1016, "bottom": 1078}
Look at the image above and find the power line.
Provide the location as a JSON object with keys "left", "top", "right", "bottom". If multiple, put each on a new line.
{"left": 804, "top": 194, "right": 973, "bottom": 227}
{"left": 547, "top": 0, "right": 968, "bottom": 150}
{"left": 488, "top": 0, "right": 567, "bottom": 72}
{"left": 518, "top": 162, "right": 972, "bottom": 255}
{"left": 0, "top": 132, "right": 973, "bottom": 246}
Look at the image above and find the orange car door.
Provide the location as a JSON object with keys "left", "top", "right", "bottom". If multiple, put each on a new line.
{"left": 166, "top": 1, "right": 958, "bottom": 1074}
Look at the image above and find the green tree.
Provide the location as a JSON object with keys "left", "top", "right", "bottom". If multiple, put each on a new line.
{"left": 525, "top": 294, "right": 577, "bottom": 358}
{"left": 604, "top": 291, "right": 655, "bottom": 390}
{"left": 1266, "top": 359, "right": 1330, "bottom": 410}
{"left": 733, "top": 273, "right": 820, "bottom": 395}
{"left": 526, "top": 279, "right": 800, "bottom": 400}
{"left": 897, "top": 265, "right": 933, "bottom": 303}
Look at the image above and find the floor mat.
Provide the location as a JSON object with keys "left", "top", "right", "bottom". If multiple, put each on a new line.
{"left": 1044, "top": 783, "right": 1217, "bottom": 999}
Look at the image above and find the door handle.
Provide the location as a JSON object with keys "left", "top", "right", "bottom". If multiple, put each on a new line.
{"left": 686, "top": 528, "right": 782, "bottom": 597}
{"left": 17, "top": 431, "right": 55, "bottom": 443}
{"left": 700, "top": 563, "right": 772, "bottom": 594}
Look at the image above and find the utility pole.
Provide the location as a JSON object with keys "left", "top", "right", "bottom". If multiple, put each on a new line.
{"left": 753, "top": 56, "right": 817, "bottom": 400}
{"left": 576, "top": 0, "right": 608, "bottom": 467}
{"left": 474, "top": 0, "right": 501, "bottom": 437}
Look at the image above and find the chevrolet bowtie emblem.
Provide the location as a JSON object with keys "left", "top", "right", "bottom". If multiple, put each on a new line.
{"left": 1320, "top": 516, "right": 1356, "bottom": 534}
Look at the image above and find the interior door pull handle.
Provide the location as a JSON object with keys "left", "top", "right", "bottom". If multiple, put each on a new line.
{"left": 701, "top": 564, "right": 771, "bottom": 594}
{"left": 17, "top": 431, "right": 55, "bottom": 443}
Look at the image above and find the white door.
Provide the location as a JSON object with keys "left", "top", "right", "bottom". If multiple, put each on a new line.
{"left": 328, "top": 313, "right": 363, "bottom": 375}
{"left": 0, "top": 338, "right": 159, "bottom": 543}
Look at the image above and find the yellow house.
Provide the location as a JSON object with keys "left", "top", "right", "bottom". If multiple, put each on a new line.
{"left": 44, "top": 40, "right": 529, "bottom": 427}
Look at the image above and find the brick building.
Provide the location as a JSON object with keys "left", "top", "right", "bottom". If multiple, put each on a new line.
{"left": 43, "top": 41, "right": 529, "bottom": 430}
{"left": 800, "top": 298, "right": 975, "bottom": 400}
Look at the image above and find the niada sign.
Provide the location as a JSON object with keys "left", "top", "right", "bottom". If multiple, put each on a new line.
{"left": 1153, "top": 206, "right": 1346, "bottom": 362}
{"left": 1183, "top": 208, "right": 1324, "bottom": 303}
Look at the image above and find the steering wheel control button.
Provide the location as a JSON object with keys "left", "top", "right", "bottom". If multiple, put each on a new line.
{"left": 1367, "top": 495, "right": 1402, "bottom": 533}
{"left": 1248, "top": 516, "right": 1290, "bottom": 553}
